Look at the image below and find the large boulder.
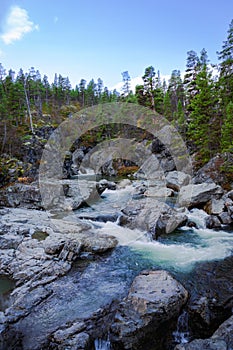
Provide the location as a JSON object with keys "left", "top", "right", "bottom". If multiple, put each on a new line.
{"left": 110, "top": 270, "right": 188, "bottom": 349}
{"left": 178, "top": 183, "right": 224, "bottom": 208}
{"left": 121, "top": 197, "right": 187, "bottom": 238}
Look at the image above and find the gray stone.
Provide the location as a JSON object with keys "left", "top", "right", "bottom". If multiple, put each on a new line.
{"left": 122, "top": 197, "right": 187, "bottom": 238}
{"left": 52, "top": 322, "right": 86, "bottom": 343}
{"left": 218, "top": 212, "right": 232, "bottom": 224}
{"left": 111, "top": 270, "right": 188, "bottom": 349}
{"left": 166, "top": 171, "right": 192, "bottom": 191}
{"left": 205, "top": 198, "right": 225, "bottom": 215}
{"left": 82, "top": 234, "right": 118, "bottom": 253}
{"left": 205, "top": 215, "right": 222, "bottom": 229}
{"left": 178, "top": 183, "right": 224, "bottom": 208}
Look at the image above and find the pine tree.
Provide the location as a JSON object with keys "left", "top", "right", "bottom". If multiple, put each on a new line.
{"left": 221, "top": 101, "right": 233, "bottom": 152}
{"left": 188, "top": 64, "right": 218, "bottom": 162}
{"left": 142, "top": 66, "right": 156, "bottom": 110}
{"left": 121, "top": 71, "right": 131, "bottom": 96}
{"left": 183, "top": 50, "right": 200, "bottom": 108}
{"left": 167, "top": 70, "right": 185, "bottom": 118}
{"left": 218, "top": 19, "right": 233, "bottom": 108}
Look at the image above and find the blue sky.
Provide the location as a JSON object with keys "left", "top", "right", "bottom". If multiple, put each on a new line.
{"left": 0, "top": 0, "right": 233, "bottom": 91}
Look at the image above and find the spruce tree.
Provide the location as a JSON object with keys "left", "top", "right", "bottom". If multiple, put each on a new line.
{"left": 218, "top": 19, "right": 233, "bottom": 108}
{"left": 188, "top": 64, "right": 218, "bottom": 162}
{"left": 221, "top": 101, "right": 233, "bottom": 152}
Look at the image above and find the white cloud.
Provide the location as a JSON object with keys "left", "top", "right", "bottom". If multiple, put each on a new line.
{"left": 54, "top": 16, "right": 58, "bottom": 24}
{"left": 1, "top": 6, "right": 39, "bottom": 45}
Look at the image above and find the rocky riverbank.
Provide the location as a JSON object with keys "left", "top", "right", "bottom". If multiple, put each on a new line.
{"left": 0, "top": 169, "right": 232, "bottom": 349}
{"left": 0, "top": 125, "right": 233, "bottom": 349}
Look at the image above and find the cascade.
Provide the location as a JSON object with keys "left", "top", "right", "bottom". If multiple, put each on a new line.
{"left": 172, "top": 310, "right": 190, "bottom": 344}
{"left": 94, "top": 336, "right": 111, "bottom": 350}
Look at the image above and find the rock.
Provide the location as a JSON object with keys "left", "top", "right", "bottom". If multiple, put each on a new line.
{"left": 205, "top": 215, "right": 222, "bottom": 229}
{"left": 122, "top": 197, "right": 187, "bottom": 238}
{"left": 58, "top": 240, "right": 83, "bottom": 261}
{"left": 193, "top": 153, "right": 233, "bottom": 189}
{"left": 166, "top": 171, "right": 191, "bottom": 191}
{"left": 145, "top": 187, "right": 174, "bottom": 198}
{"left": 0, "top": 183, "right": 42, "bottom": 209}
{"left": 111, "top": 270, "right": 188, "bottom": 349}
{"left": 218, "top": 211, "right": 232, "bottom": 225}
{"left": 82, "top": 233, "right": 118, "bottom": 253}
{"left": 155, "top": 211, "right": 187, "bottom": 237}
{"left": 96, "top": 179, "right": 117, "bottom": 193}
{"left": 182, "top": 255, "right": 233, "bottom": 341}
{"left": 62, "top": 332, "right": 91, "bottom": 349}
{"left": 204, "top": 198, "right": 225, "bottom": 215}
{"left": 227, "top": 190, "right": 233, "bottom": 200}
{"left": 41, "top": 178, "right": 116, "bottom": 212}
{"left": 175, "top": 338, "right": 228, "bottom": 350}
{"left": 52, "top": 322, "right": 86, "bottom": 343}
{"left": 178, "top": 183, "right": 224, "bottom": 208}
{"left": 175, "top": 315, "right": 233, "bottom": 350}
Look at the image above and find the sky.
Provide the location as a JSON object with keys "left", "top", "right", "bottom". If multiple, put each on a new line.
{"left": 0, "top": 0, "right": 233, "bottom": 92}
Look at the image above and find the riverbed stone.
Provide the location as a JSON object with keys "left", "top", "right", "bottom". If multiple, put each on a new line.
{"left": 178, "top": 183, "right": 224, "bottom": 208}
{"left": 122, "top": 197, "right": 187, "bottom": 238}
{"left": 204, "top": 198, "right": 225, "bottom": 215}
{"left": 218, "top": 211, "right": 232, "bottom": 224}
{"left": 110, "top": 270, "right": 188, "bottom": 349}
{"left": 205, "top": 215, "right": 222, "bottom": 229}
{"left": 166, "top": 171, "right": 192, "bottom": 192}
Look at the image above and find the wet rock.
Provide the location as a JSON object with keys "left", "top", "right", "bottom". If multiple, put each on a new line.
{"left": 181, "top": 256, "right": 233, "bottom": 340}
{"left": 175, "top": 315, "right": 233, "bottom": 350}
{"left": 78, "top": 213, "right": 119, "bottom": 223}
{"left": 96, "top": 179, "right": 117, "bottom": 193}
{"left": 205, "top": 215, "right": 222, "bottom": 229}
{"left": 218, "top": 211, "right": 232, "bottom": 225}
{"left": 175, "top": 338, "right": 228, "bottom": 350}
{"left": 166, "top": 171, "right": 191, "bottom": 191}
{"left": 82, "top": 234, "right": 118, "bottom": 253}
{"left": 122, "top": 197, "right": 187, "bottom": 238}
{"left": 110, "top": 270, "right": 188, "bottom": 349}
{"left": 51, "top": 322, "right": 86, "bottom": 343}
{"left": 178, "top": 183, "right": 224, "bottom": 208}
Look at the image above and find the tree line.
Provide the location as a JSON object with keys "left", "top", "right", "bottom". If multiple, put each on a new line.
{"left": 0, "top": 19, "right": 233, "bottom": 164}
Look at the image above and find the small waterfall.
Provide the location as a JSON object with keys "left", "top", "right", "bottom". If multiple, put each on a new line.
{"left": 94, "top": 336, "right": 111, "bottom": 350}
{"left": 173, "top": 310, "right": 190, "bottom": 344}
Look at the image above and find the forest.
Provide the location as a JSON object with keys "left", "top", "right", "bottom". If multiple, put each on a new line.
{"left": 0, "top": 19, "right": 233, "bottom": 169}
